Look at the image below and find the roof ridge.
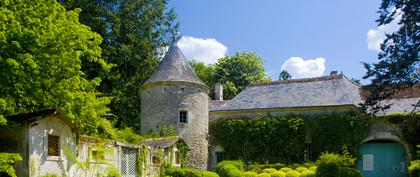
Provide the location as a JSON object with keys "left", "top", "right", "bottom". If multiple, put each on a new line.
{"left": 249, "top": 75, "right": 345, "bottom": 87}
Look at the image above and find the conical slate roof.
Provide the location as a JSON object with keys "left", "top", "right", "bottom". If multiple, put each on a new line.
{"left": 143, "top": 44, "right": 206, "bottom": 87}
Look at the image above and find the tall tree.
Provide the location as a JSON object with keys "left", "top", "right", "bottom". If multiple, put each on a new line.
{"left": 0, "top": 0, "right": 112, "bottom": 135}
{"left": 362, "top": 0, "right": 419, "bottom": 113}
{"left": 279, "top": 70, "right": 292, "bottom": 80}
{"left": 213, "top": 52, "right": 271, "bottom": 100}
{"left": 61, "top": 0, "right": 179, "bottom": 130}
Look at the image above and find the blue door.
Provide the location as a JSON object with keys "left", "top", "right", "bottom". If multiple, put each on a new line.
{"left": 358, "top": 141, "right": 407, "bottom": 177}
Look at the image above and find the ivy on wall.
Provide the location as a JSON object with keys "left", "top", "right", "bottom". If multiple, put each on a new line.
{"left": 210, "top": 111, "right": 370, "bottom": 164}
{"left": 374, "top": 113, "right": 420, "bottom": 159}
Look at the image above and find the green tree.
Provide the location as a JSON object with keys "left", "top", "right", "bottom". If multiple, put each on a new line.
{"left": 362, "top": 0, "right": 419, "bottom": 113}
{"left": 213, "top": 52, "right": 271, "bottom": 100}
{"left": 189, "top": 60, "right": 217, "bottom": 96}
{"left": 279, "top": 70, "right": 292, "bottom": 80}
{"left": 61, "top": 0, "right": 179, "bottom": 130}
{"left": 0, "top": 0, "right": 112, "bottom": 135}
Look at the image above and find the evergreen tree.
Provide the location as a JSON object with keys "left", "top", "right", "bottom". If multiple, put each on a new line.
{"left": 61, "top": 0, "right": 179, "bottom": 130}
{"left": 279, "top": 70, "right": 292, "bottom": 80}
{"left": 363, "top": 0, "right": 419, "bottom": 113}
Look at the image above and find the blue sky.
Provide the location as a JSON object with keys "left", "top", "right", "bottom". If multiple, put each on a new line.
{"left": 168, "top": 0, "right": 398, "bottom": 83}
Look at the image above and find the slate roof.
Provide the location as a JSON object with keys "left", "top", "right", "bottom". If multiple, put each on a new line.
{"left": 7, "top": 109, "right": 78, "bottom": 130}
{"left": 143, "top": 136, "right": 184, "bottom": 149}
{"left": 209, "top": 75, "right": 363, "bottom": 111}
{"left": 143, "top": 44, "right": 206, "bottom": 87}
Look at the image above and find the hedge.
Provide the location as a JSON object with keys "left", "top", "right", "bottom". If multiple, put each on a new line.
{"left": 165, "top": 167, "right": 219, "bottom": 177}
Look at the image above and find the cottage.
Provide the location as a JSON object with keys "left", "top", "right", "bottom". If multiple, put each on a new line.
{"left": 1, "top": 109, "right": 188, "bottom": 177}
{"left": 0, "top": 109, "right": 78, "bottom": 177}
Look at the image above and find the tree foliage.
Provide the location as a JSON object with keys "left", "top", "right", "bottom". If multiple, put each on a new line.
{"left": 61, "top": 0, "right": 179, "bottom": 130}
{"left": 0, "top": 153, "right": 22, "bottom": 177}
{"left": 279, "top": 70, "right": 292, "bottom": 80}
{"left": 363, "top": 0, "right": 419, "bottom": 113}
{"left": 214, "top": 52, "right": 271, "bottom": 100}
{"left": 190, "top": 53, "right": 270, "bottom": 100}
{"left": 0, "top": 0, "right": 113, "bottom": 135}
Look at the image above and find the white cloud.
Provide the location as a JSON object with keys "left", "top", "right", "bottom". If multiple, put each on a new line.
{"left": 177, "top": 36, "right": 227, "bottom": 64}
{"left": 366, "top": 9, "right": 402, "bottom": 52}
{"left": 281, "top": 57, "right": 326, "bottom": 79}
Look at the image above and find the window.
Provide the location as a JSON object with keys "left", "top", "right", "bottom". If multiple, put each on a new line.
{"left": 152, "top": 155, "right": 160, "bottom": 165}
{"left": 174, "top": 151, "right": 181, "bottom": 165}
{"left": 92, "top": 150, "right": 105, "bottom": 160}
{"left": 179, "top": 111, "right": 187, "bottom": 123}
{"left": 215, "top": 152, "right": 225, "bottom": 164}
{"left": 48, "top": 135, "right": 60, "bottom": 156}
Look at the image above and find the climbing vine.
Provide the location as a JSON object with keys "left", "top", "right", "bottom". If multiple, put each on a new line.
{"left": 211, "top": 111, "right": 370, "bottom": 164}
{"left": 176, "top": 140, "right": 190, "bottom": 168}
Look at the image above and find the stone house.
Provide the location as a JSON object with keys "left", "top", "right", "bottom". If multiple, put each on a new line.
{"left": 139, "top": 44, "right": 419, "bottom": 177}
{"left": 0, "top": 109, "right": 78, "bottom": 177}
{"left": 2, "top": 43, "right": 418, "bottom": 176}
{"left": 1, "top": 109, "right": 187, "bottom": 177}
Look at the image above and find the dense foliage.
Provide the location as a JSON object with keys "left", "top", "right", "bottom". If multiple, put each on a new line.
{"left": 211, "top": 112, "right": 369, "bottom": 163}
{"left": 165, "top": 167, "right": 219, "bottom": 177}
{"left": 363, "top": 0, "right": 419, "bottom": 113}
{"left": 374, "top": 113, "right": 420, "bottom": 154}
{"left": 0, "top": 153, "right": 22, "bottom": 177}
{"left": 315, "top": 153, "right": 361, "bottom": 177}
{"left": 190, "top": 53, "right": 271, "bottom": 100}
{"left": 0, "top": 0, "right": 113, "bottom": 135}
{"left": 409, "top": 160, "right": 420, "bottom": 177}
{"left": 61, "top": 0, "right": 179, "bottom": 130}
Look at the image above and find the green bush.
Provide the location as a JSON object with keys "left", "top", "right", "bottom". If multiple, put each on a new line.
{"left": 216, "top": 161, "right": 244, "bottom": 177}
{"left": 285, "top": 171, "right": 301, "bottom": 177}
{"left": 244, "top": 171, "right": 258, "bottom": 177}
{"left": 294, "top": 167, "right": 308, "bottom": 173}
{"left": 262, "top": 168, "right": 277, "bottom": 174}
{"left": 166, "top": 167, "right": 219, "bottom": 177}
{"left": 338, "top": 167, "right": 362, "bottom": 177}
{"left": 217, "top": 160, "right": 244, "bottom": 171}
{"left": 280, "top": 167, "right": 293, "bottom": 173}
{"left": 300, "top": 170, "right": 315, "bottom": 177}
{"left": 315, "top": 162, "right": 339, "bottom": 177}
{"left": 408, "top": 160, "right": 420, "bottom": 177}
{"left": 308, "top": 166, "right": 317, "bottom": 172}
{"left": 270, "top": 171, "right": 286, "bottom": 177}
{"left": 257, "top": 173, "right": 271, "bottom": 177}
{"left": 0, "top": 153, "right": 22, "bottom": 177}
{"left": 316, "top": 152, "right": 355, "bottom": 168}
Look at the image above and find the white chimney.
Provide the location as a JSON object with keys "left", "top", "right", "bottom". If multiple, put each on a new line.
{"left": 215, "top": 83, "right": 223, "bottom": 101}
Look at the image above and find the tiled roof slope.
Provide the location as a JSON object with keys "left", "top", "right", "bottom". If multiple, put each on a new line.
{"left": 210, "top": 75, "right": 363, "bottom": 111}
{"left": 143, "top": 44, "right": 206, "bottom": 87}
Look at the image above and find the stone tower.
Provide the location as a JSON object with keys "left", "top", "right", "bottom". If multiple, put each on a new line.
{"left": 140, "top": 44, "right": 209, "bottom": 170}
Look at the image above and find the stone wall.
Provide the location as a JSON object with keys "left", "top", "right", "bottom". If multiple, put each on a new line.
{"left": 28, "top": 115, "right": 78, "bottom": 177}
{"left": 141, "top": 83, "right": 209, "bottom": 170}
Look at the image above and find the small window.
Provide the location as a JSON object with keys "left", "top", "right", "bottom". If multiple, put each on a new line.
{"left": 179, "top": 111, "right": 188, "bottom": 123}
{"left": 174, "top": 151, "right": 181, "bottom": 165}
{"left": 48, "top": 135, "right": 60, "bottom": 156}
{"left": 92, "top": 150, "right": 105, "bottom": 160}
{"left": 215, "top": 152, "right": 225, "bottom": 164}
{"left": 152, "top": 155, "right": 160, "bottom": 165}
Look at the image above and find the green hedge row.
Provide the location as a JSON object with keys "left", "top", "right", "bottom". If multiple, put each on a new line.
{"left": 165, "top": 167, "right": 219, "bottom": 177}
